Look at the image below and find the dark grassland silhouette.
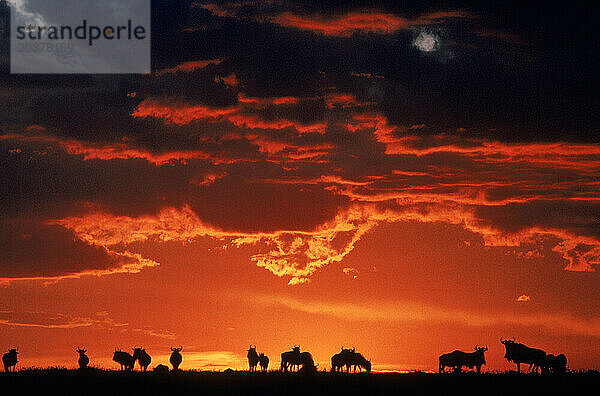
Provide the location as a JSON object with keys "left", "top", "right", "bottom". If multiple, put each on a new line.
{"left": 1, "top": 369, "right": 600, "bottom": 396}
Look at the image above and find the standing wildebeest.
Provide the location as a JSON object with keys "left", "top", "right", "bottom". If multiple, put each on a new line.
{"left": 298, "top": 352, "right": 317, "bottom": 373}
{"left": 331, "top": 348, "right": 355, "bottom": 372}
{"left": 133, "top": 347, "right": 152, "bottom": 372}
{"left": 76, "top": 347, "right": 89, "bottom": 370}
{"left": 170, "top": 346, "right": 183, "bottom": 370}
{"left": 500, "top": 337, "right": 546, "bottom": 373}
{"left": 439, "top": 346, "right": 488, "bottom": 374}
{"left": 247, "top": 345, "right": 259, "bottom": 372}
{"left": 280, "top": 345, "right": 302, "bottom": 372}
{"left": 259, "top": 353, "right": 269, "bottom": 372}
{"left": 541, "top": 353, "right": 567, "bottom": 374}
{"left": 113, "top": 349, "right": 135, "bottom": 371}
{"left": 2, "top": 348, "right": 19, "bottom": 372}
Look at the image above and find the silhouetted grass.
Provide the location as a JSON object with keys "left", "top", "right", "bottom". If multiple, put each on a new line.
{"left": 1, "top": 369, "right": 600, "bottom": 395}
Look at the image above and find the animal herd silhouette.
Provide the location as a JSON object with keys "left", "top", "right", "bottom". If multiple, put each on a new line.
{"left": 2, "top": 338, "right": 568, "bottom": 374}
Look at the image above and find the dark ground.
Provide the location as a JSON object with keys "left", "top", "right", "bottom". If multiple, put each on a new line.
{"left": 1, "top": 369, "right": 600, "bottom": 395}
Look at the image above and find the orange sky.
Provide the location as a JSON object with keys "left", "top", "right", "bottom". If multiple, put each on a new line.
{"left": 3, "top": 220, "right": 600, "bottom": 371}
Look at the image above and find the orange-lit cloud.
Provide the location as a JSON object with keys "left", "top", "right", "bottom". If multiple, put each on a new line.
{"left": 131, "top": 95, "right": 328, "bottom": 135}
{"left": 5, "top": 98, "right": 600, "bottom": 283}
{"left": 155, "top": 59, "right": 223, "bottom": 75}
{"left": 272, "top": 11, "right": 471, "bottom": 37}
{"left": 517, "top": 295, "right": 531, "bottom": 302}
{"left": 131, "top": 97, "right": 239, "bottom": 125}
{"left": 0, "top": 311, "right": 128, "bottom": 330}
{"left": 197, "top": 3, "right": 470, "bottom": 37}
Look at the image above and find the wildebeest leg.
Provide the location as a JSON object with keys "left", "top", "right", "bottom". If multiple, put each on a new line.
{"left": 517, "top": 363, "right": 520, "bottom": 373}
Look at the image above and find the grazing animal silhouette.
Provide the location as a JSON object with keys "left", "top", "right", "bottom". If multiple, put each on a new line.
{"left": 439, "top": 346, "right": 487, "bottom": 374}
{"left": 346, "top": 351, "right": 371, "bottom": 373}
{"left": 500, "top": 337, "right": 546, "bottom": 373}
{"left": 76, "top": 347, "right": 89, "bottom": 370}
{"left": 259, "top": 353, "right": 269, "bottom": 372}
{"left": 113, "top": 349, "right": 135, "bottom": 371}
{"left": 247, "top": 345, "right": 259, "bottom": 372}
{"left": 169, "top": 346, "right": 183, "bottom": 370}
{"left": 331, "top": 348, "right": 356, "bottom": 372}
{"left": 541, "top": 353, "right": 567, "bottom": 374}
{"left": 132, "top": 347, "right": 152, "bottom": 372}
{"left": 298, "top": 352, "right": 317, "bottom": 374}
{"left": 281, "top": 345, "right": 302, "bottom": 372}
{"left": 154, "top": 364, "right": 170, "bottom": 374}
{"left": 2, "top": 348, "right": 19, "bottom": 372}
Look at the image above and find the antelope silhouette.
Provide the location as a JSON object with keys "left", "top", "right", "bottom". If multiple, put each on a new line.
{"left": 170, "top": 346, "right": 183, "bottom": 370}
{"left": 76, "top": 347, "right": 89, "bottom": 370}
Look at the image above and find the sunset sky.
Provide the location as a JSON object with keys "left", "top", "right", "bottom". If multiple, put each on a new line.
{"left": 1, "top": 0, "right": 600, "bottom": 372}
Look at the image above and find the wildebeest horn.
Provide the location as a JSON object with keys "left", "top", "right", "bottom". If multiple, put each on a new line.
{"left": 180, "top": 346, "right": 183, "bottom": 351}
{"left": 171, "top": 347, "right": 174, "bottom": 351}
{"left": 512, "top": 337, "right": 515, "bottom": 342}
{"left": 484, "top": 346, "right": 488, "bottom": 351}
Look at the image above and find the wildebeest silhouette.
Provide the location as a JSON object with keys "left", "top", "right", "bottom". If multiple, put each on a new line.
{"left": 346, "top": 351, "right": 371, "bottom": 373}
{"left": 331, "top": 348, "right": 355, "bottom": 372}
{"left": 541, "top": 353, "right": 567, "bottom": 374}
{"left": 2, "top": 348, "right": 19, "bottom": 372}
{"left": 281, "top": 345, "right": 303, "bottom": 372}
{"left": 439, "top": 345, "right": 488, "bottom": 374}
{"left": 169, "top": 346, "right": 183, "bottom": 370}
{"left": 113, "top": 349, "right": 135, "bottom": 371}
{"left": 76, "top": 347, "right": 89, "bottom": 370}
{"left": 298, "top": 352, "right": 317, "bottom": 374}
{"left": 259, "top": 353, "right": 269, "bottom": 372}
{"left": 247, "top": 345, "right": 259, "bottom": 372}
{"left": 500, "top": 337, "right": 546, "bottom": 373}
{"left": 331, "top": 348, "right": 371, "bottom": 373}
{"left": 132, "top": 347, "right": 152, "bottom": 372}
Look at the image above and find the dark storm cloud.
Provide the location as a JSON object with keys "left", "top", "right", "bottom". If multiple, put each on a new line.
{"left": 1, "top": 0, "right": 599, "bottom": 282}
{"left": 190, "top": 0, "right": 600, "bottom": 141}
{"left": 0, "top": 220, "right": 143, "bottom": 278}
{"left": 474, "top": 201, "right": 600, "bottom": 240}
